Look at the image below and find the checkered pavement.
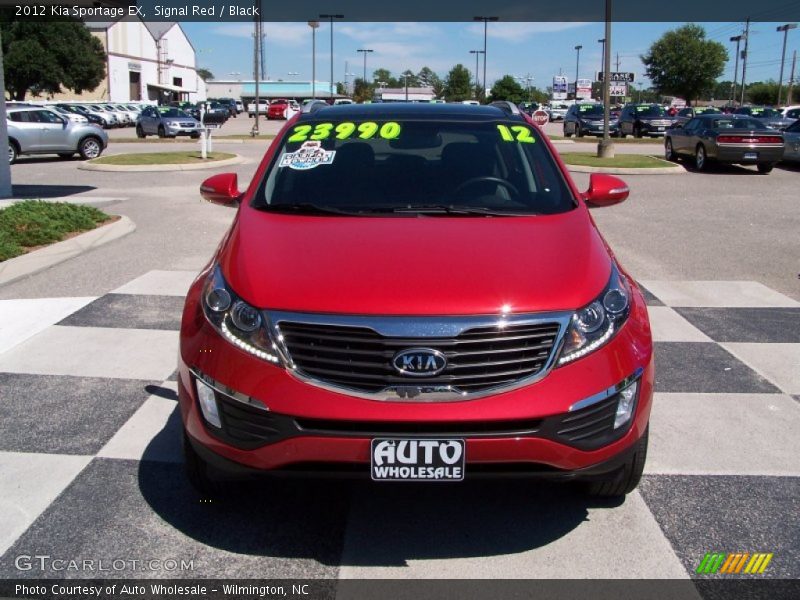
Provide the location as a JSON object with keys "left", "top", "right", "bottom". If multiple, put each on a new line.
{"left": 0, "top": 271, "right": 798, "bottom": 580}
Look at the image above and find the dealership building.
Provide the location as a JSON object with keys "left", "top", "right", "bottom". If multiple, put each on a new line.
{"left": 50, "top": 19, "right": 206, "bottom": 104}
{"left": 205, "top": 80, "right": 342, "bottom": 104}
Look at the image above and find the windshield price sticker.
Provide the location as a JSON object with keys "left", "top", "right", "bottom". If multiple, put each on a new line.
{"left": 497, "top": 124, "right": 536, "bottom": 143}
{"left": 288, "top": 121, "right": 402, "bottom": 143}
{"left": 278, "top": 141, "right": 336, "bottom": 170}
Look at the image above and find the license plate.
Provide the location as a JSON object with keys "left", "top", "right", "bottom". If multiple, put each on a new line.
{"left": 371, "top": 438, "right": 465, "bottom": 481}
{"left": 657, "top": 127, "right": 665, "bottom": 131}
{"left": 744, "top": 152, "right": 758, "bottom": 160}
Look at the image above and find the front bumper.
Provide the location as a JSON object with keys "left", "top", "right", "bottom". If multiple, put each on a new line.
{"left": 178, "top": 278, "right": 654, "bottom": 478}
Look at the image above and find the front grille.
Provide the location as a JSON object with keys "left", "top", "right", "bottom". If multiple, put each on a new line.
{"left": 277, "top": 320, "right": 561, "bottom": 395}
{"left": 295, "top": 416, "right": 542, "bottom": 437}
{"left": 180, "top": 122, "right": 195, "bottom": 127}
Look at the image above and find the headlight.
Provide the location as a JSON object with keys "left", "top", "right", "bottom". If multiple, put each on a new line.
{"left": 201, "top": 266, "right": 280, "bottom": 363}
{"left": 558, "top": 265, "right": 631, "bottom": 365}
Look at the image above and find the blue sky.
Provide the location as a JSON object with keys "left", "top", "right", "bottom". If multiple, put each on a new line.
{"left": 182, "top": 21, "right": 799, "bottom": 90}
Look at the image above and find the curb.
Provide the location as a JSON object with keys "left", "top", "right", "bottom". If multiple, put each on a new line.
{"left": 565, "top": 156, "right": 685, "bottom": 175}
{"left": 78, "top": 154, "right": 245, "bottom": 172}
{"left": 0, "top": 215, "right": 135, "bottom": 286}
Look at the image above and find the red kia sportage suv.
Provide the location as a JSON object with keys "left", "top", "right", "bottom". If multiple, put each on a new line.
{"left": 178, "top": 102, "right": 653, "bottom": 497}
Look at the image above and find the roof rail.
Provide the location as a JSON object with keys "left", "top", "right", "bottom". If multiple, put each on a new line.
{"left": 490, "top": 100, "right": 521, "bottom": 115}
{"left": 302, "top": 100, "right": 329, "bottom": 114}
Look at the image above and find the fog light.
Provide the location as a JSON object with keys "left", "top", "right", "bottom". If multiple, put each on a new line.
{"left": 614, "top": 381, "right": 638, "bottom": 429}
{"left": 195, "top": 378, "right": 222, "bottom": 428}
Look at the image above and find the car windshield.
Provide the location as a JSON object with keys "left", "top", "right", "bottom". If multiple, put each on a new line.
{"left": 710, "top": 118, "right": 766, "bottom": 129}
{"left": 695, "top": 107, "right": 721, "bottom": 115}
{"left": 258, "top": 119, "right": 574, "bottom": 216}
{"left": 577, "top": 104, "right": 604, "bottom": 116}
{"left": 157, "top": 107, "right": 187, "bottom": 118}
{"left": 634, "top": 105, "right": 668, "bottom": 117}
{"left": 749, "top": 108, "right": 780, "bottom": 118}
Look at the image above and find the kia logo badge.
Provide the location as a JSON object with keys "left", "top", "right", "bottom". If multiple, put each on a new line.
{"left": 392, "top": 348, "right": 447, "bottom": 377}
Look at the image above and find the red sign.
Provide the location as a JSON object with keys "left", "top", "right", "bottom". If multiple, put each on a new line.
{"left": 532, "top": 110, "right": 550, "bottom": 127}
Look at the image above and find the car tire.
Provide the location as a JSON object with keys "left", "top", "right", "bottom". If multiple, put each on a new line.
{"left": 563, "top": 128, "right": 573, "bottom": 138}
{"left": 587, "top": 427, "right": 648, "bottom": 498}
{"left": 694, "top": 144, "right": 708, "bottom": 171}
{"left": 576, "top": 125, "right": 584, "bottom": 138}
{"left": 157, "top": 126, "right": 166, "bottom": 138}
{"left": 136, "top": 124, "right": 146, "bottom": 138}
{"left": 78, "top": 137, "right": 103, "bottom": 160}
{"left": 664, "top": 138, "right": 676, "bottom": 162}
{"left": 756, "top": 163, "right": 774, "bottom": 174}
{"left": 634, "top": 124, "right": 643, "bottom": 138}
{"left": 8, "top": 141, "right": 18, "bottom": 165}
{"left": 191, "top": 133, "right": 200, "bottom": 139}
{"left": 182, "top": 430, "right": 226, "bottom": 497}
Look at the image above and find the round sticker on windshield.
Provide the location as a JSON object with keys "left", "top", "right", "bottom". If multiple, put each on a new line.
{"left": 278, "top": 141, "right": 336, "bottom": 170}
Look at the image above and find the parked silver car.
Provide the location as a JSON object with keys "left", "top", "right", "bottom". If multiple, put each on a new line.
{"left": 136, "top": 106, "right": 201, "bottom": 138}
{"left": 7, "top": 107, "right": 108, "bottom": 164}
{"left": 782, "top": 119, "right": 800, "bottom": 163}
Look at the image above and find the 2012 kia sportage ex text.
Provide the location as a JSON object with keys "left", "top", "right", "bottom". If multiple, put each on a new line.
{"left": 178, "top": 102, "right": 653, "bottom": 497}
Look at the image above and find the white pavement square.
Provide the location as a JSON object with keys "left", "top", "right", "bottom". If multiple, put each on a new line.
{"left": 0, "top": 452, "right": 91, "bottom": 555}
{"left": 98, "top": 381, "right": 181, "bottom": 463}
{"left": 646, "top": 306, "right": 711, "bottom": 342}
{"left": 0, "top": 297, "right": 96, "bottom": 355}
{"left": 0, "top": 326, "right": 178, "bottom": 381}
{"left": 721, "top": 343, "right": 800, "bottom": 394}
{"left": 338, "top": 491, "right": 690, "bottom": 580}
{"left": 640, "top": 281, "right": 800, "bottom": 308}
{"left": 647, "top": 392, "right": 800, "bottom": 476}
{"left": 112, "top": 270, "right": 199, "bottom": 297}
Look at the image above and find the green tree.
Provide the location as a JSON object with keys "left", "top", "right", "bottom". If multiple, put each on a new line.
{"left": 417, "top": 66, "right": 438, "bottom": 88}
{"left": 444, "top": 64, "right": 472, "bottom": 101}
{"left": 488, "top": 75, "right": 526, "bottom": 104}
{"left": 336, "top": 82, "right": 347, "bottom": 96}
{"left": 197, "top": 68, "right": 214, "bottom": 81}
{"left": 1, "top": 20, "right": 106, "bottom": 100}
{"left": 400, "top": 69, "right": 420, "bottom": 88}
{"left": 372, "top": 68, "right": 399, "bottom": 88}
{"left": 745, "top": 81, "right": 779, "bottom": 105}
{"left": 641, "top": 24, "right": 727, "bottom": 105}
{"left": 352, "top": 77, "right": 373, "bottom": 103}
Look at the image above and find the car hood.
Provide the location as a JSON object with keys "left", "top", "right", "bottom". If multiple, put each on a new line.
{"left": 219, "top": 207, "right": 613, "bottom": 315}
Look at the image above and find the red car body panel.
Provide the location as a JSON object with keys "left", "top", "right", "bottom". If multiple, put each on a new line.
{"left": 179, "top": 108, "right": 654, "bottom": 478}
{"left": 267, "top": 100, "right": 289, "bottom": 119}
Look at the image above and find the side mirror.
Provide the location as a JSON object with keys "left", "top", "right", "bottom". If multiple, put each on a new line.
{"left": 200, "top": 173, "right": 241, "bottom": 207}
{"left": 583, "top": 173, "right": 629, "bottom": 207}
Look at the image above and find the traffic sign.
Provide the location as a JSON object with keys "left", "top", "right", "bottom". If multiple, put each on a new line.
{"left": 532, "top": 110, "right": 549, "bottom": 127}
{"left": 597, "top": 72, "right": 636, "bottom": 83}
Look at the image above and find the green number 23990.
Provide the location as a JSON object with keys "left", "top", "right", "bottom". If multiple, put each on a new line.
{"left": 288, "top": 121, "right": 402, "bottom": 143}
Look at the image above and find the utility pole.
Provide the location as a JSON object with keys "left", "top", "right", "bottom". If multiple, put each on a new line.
{"left": 470, "top": 50, "right": 484, "bottom": 99}
{"left": 320, "top": 14, "right": 344, "bottom": 100}
{"left": 788, "top": 50, "right": 797, "bottom": 105}
{"left": 574, "top": 45, "right": 582, "bottom": 96}
{"left": 776, "top": 23, "right": 797, "bottom": 106}
{"left": 730, "top": 34, "right": 743, "bottom": 106}
{"left": 473, "top": 16, "right": 498, "bottom": 102}
{"left": 308, "top": 21, "right": 319, "bottom": 99}
{"left": 740, "top": 18, "right": 750, "bottom": 106}
{"left": 0, "top": 29, "right": 12, "bottom": 198}
{"left": 252, "top": 16, "right": 261, "bottom": 136}
{"left": 357, "top": 48, "right": 373, "bottom": 83}
{"left": 598, "top": 38, "right": 606, "bottom": 79}
{"left": 615, "top": 52, "right": 620, "bottom": 71}
{"left": 598, "top": 0, "right": 614, "bottom": 159}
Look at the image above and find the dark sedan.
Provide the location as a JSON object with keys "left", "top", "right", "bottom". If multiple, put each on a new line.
{"left": 734, "top": 106, "right": 795, "bottom": 131}
{"left": 675, "top": 106, "right": 721, "bottom": 125}
{"left": 618, "top": 103, "right": 676, "bottom": 138}
{"left": 664, "top": 114, "right": 784, "bottom": 173}
{"left": 563, "top": 103, "right": 619, "bottom": 137}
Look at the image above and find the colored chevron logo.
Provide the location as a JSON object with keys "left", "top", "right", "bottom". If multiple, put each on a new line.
{"left": 696, "top": 552, "right": 774, "bottom": 574}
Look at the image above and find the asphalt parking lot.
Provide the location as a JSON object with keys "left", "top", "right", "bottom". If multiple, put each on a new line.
{"left": 0, "top": 117, "right": 798, "bottom": 584}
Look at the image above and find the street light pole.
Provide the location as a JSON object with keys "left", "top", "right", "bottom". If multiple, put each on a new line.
{"left": 308, "top": 21, "right": 319, "bottom": 99}
{"left": 776, "top": 23, "right": 797, "bottom": 106}
{"left": 730, "top": 34, "right": 743, "bottom": 106}
{"left": 469, "top": 50, "right": 484, "bottom": 99}
{"left": 473, "top": 16, "right": 498, "bottom": 102}
{"left": 574, "top": 44, "right": 583, "bottom": 98}
{"left": 598, "top": 38, "right": 606, "bottom": 80}
{"left": 320, "top": 14, "right": 344, "bottom": 100}
{"left": 740, "top": 18, "right": 750, "bottom": 106}
{"left": 357, "top": 48, "right": 373, "bottom": 83}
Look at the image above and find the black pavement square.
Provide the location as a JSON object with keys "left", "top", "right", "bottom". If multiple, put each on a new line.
{"left": 57, "top": 294, "right": 184, "bottom": 330}
{"left": 0, "top": 458, "right": 351, "bottom": 579}
{"left": 0, "top": 373, "right": 153, "bottom": 454}
{"left": 637, "top": 283, "right": 664, "bottom": 306}
{"left": 654, "top": 342, "right": 780, "bottom": 393}
{"left": 639, "top": 475, "right": 800, "bottom": 579}
{"left": 675, "top": 308, "right": 800, "bottom": 343}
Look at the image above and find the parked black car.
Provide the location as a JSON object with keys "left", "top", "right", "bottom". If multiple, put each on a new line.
{"left": 618, "top": 103, "right": 676, "bottom": 138}
{"left": 210, "top": 98, "right": 238, "bottom": 118}
{"left": 563, "top": 103, "right": 619, "bottom": 137}
{"left": 664, "top": 113, "right": 784, "bottom": 173}
{"left": 56, "top": 104, "right": 105, "bottom": 127}
{"left": 674, "top": 106, "right": 721, "bottom": 125}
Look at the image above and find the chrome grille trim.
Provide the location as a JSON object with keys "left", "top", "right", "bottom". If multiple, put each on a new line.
{"left": 266, "top": 310, "right": 572, "bottom": 402}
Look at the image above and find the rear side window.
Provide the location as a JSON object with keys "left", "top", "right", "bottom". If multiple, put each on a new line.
{"left": 258, "top": 119, "right": 574, "bottom": 215}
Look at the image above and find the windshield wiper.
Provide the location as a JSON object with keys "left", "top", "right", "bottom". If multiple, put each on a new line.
{"left": 263, "top": 203, "right": 358, "bottom": 216}
{"left": 387, "top": 205, "right": 527, "bottom": 217}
